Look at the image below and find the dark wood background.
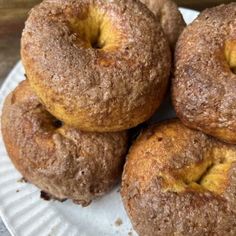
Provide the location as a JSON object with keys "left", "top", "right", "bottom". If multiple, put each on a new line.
{"left": 0, "top": 0, "right": 233, "bottom": 86}
{"left": 0, "top": 0, "right": 40, "bottom": 85}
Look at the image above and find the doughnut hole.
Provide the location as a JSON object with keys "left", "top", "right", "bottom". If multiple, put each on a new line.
{"left": 33, "top": 106, "right": 64, "bottom": 131}
{"left": 68, "top": 8, "right": 123, "bottom": 50}
{"left": 225, "top": 40, "right": 236, "bottom": 73}
{"left": 51, "top": 118, "right": 63, "bottom": 129}
{"left": 163, "top": 148, "right": 236, "bottom": 194}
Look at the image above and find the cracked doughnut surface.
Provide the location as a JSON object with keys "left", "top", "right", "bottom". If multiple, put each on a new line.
{"left": 21, "top": 0, "right": 171, "bottom": 132}
{"left": 172, "top": 3, "right": 236, "bottom": 143}
{"left": 1, "top": 81, "right": 128, "bottom": 206}
{"left": 122, "top": 119, "right": 236, "bottom": 236}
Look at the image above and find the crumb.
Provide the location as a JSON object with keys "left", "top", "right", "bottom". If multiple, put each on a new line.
{"left": 16, "top": 190, "right": 19, "bottom": 193}
{"left": 17, "top": 177, "right": 27, "bottom": 183}
{"left": 115, "top": 218, "right": 123, "bottom": 227}
{"left": 40, "top": 191, "right": 51, "bottom": 201}
{"left": 40, "top": 191, "right": 66, "bottom": 202}
{"left": 117, "top": 188, "right": 120, "bottom": 193}
{"left": 73, "top": 199, "right": 91, "bottom": 207}
{"left": 128, "top": 231, "right": 133, "bottom": 236}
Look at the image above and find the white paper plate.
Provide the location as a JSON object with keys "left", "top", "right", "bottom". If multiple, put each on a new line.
{"left": 0, "top": 8, "right": 199, "bottom": 236}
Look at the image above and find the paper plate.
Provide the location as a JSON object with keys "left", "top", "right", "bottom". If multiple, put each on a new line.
{"left": 0, "top": 8, "right": 199, "bottom": 236}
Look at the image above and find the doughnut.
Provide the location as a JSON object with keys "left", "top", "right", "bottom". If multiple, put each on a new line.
{"left": 1, "top": 81, "right": 128, "bottom": 206}
{"left": 140, "top": 0, "right": 186, "bottom": 49}
{"left": 121, "top": 119, "right": 236, "bottom": 235}
{"left": 172, "top": 3, "right": 236, "bottom": 144}
{"left": 21, "top": 0, "right": 171, "bottom": 132}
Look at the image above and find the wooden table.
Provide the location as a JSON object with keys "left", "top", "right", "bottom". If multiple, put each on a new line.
{"left": 0, "top": 0, "right": 41, "bottom": 86}
{"left": 0, "top": 0, "right": 233, "bottom": 235}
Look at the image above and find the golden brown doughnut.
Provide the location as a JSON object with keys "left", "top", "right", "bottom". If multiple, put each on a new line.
{"left": 172, "top": 3, "right": 236, "bottom": 144}
{"left": 122, "top": 119, "right": 236, "bottom": 236}
{"left": 21, "top": 0, "right": 171, "bottom": 132}
{"left": 1, "top": 80, "right": 128, "bottom": 206}
{"left": 140, "top": 0, "right": 186, "bottom": 49}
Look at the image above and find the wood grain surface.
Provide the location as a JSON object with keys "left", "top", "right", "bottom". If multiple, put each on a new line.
{"left": 177, "top": 0, "right": 232, "bottom": 9}
{"left": 0, "top": 0, "right": 41, "bottom": 86}
{"left": 0, "top": 0, "right": 233, "bottom": 235}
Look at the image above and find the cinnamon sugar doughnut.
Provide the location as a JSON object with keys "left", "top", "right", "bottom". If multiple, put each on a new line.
{"left": 173, "top": 3, "right": 236, "bottom": 144}
{"left": 21, "top": 0, "right": 171, "bottom": 132}
{"left": 122, "top": 119, "right": 236, "bottom": 235}
{"left": 1, "top": 81, "right": 128, "bottom": 206}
